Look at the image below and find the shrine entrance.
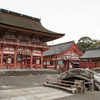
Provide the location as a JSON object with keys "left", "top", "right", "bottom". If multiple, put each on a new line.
{"left": 0, "top": 50, "right": 43, "bottom": 69}
{"left": 16, "top": 51, "right": 42, "bottom": 69}
{"left": 16, "top": 51, "right": 30, "bottom": 69}
{"left": 0, "top": 8, "right": 64, "bottom": 70}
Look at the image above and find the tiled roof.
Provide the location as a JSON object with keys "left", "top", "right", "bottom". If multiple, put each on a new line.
{"left": 43, "top": 41, "right": 75, "bottom": 56}
{"left": 80, "top": 47, "right": 100, "bottom": 59}
{"left": 0, "top": 8, "right": 65, "bottom": 37}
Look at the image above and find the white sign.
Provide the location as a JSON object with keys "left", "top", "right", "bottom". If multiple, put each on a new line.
{"left": 33, "top": 53, "right": 41, "bottom": 56}
{"left": 3, "top": 51, "right": 14, "bottom": 54}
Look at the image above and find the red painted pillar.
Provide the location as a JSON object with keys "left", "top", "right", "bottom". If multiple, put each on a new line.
{"left": 87, "top": 60, "right": 90, "bottom": 69}
{"left": 95, "top": 61, "right": 97, "bottom": 68}
{"left": 30, "top": 52, "right": 32, "bottom": 69}
{"left": 14, "top": 51, "right": 16, "bottom": 69}
{"left": 21, "top": 55, "right": 23, "bottom": 69}
{"left": 41, "top": 54, "right": 43, "bottom": 69}
{"left": 0, "top": 50, "right": 3, "bottom": 69}
{"left": 25, "top": 56, "right": 27, "bottom": 69}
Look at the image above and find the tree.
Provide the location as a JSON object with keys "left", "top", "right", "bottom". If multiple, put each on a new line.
{"left": 42, "top": 42, "right": 47, "bottom": 45}
{"left": 89, "top": 39, "right": 99, "bottom": 48}
{"left": 76, "top": 37, "right": 92, "bottom": 53}
{"left": 95, "top": 40, "right": 100, "bottom": 47}
{"left": 78, "top": 36, "right": 92, "bottom": 43}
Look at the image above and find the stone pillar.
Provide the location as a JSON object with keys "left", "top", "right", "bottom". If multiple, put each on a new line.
{"left": 78, "top": 80, "right": 85, "bottom": 93}
{"left": 89, "top": 79, "right": 95, "bottom": 91}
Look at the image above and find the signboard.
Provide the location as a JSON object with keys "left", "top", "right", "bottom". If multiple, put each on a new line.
{"left": 7, "top": 58, "right": 12, "bottom": 64}
{"left": 4, "top": 51, "right": 14, "bottom": 54}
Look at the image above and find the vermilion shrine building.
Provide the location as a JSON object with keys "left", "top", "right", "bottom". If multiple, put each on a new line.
{"left": 43, "top": 41, "right": 98, "bottom": 70}
{"left": 80, "top": 47, "right": 100, "bottom": 69}
{"left": 0, "top": 8, "right": 64, "bottom": 69}
{"left": 43, "top": 41, "right": 83, "bottom": 69}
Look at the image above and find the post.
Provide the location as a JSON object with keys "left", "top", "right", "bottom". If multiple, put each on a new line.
{"left": 0, "top": 50, "right": 3, "bottom": 69}
{"left": 89, "top": 79, "right": 95, "bottom": 91}
{"left": 30, "top": 52, "right": 32, "bottom": 69}
{"left": 25, "top": 55, "right": 27, "bottom": 69}
{"left": 87, "top": 60, "right": 90, "bottom": 69}
{"left": 21, "top": 55, "right": 23, "bottom": 69}
{"left": 14, "top": 51, "right": 16, "bottom": 69}
{"left": 41, "top": 52, "right": 43, "bottom": 69}
{"left": 95, "top": 62, "right": 97, "bottom": 68}
{"left": 78, "top": 80, "right": 85, "bottom": 93}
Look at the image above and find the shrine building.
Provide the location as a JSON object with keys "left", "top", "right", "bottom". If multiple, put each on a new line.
{"left": 80, "top": 47, "right": 100, "bottom": 69}
{"left": 0, "top": 8, "right": 65, "bottom": 69}
{"left": 43, "top": 41, "right": 98, "bottom": 71}
{"left": 43, "top": 41, "right": 83, "bottom": 69}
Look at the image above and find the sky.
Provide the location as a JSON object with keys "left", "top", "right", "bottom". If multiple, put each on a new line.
{"left": 0, "top": 0, "right": 100, "bottom": 45}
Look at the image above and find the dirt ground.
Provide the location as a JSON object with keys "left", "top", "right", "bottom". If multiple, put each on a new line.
{"left": 0, "top": 74, "right": 59, "bottom": 90}
{"left": 0, "top": 73, "right": 100, "bottom": 100}
{"left": 53, "top": 91, "right": 100, "bottom": 100}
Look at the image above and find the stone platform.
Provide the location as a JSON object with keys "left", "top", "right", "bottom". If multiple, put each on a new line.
{"left": 0, "top": 69, "right": 58, "bottom": 76}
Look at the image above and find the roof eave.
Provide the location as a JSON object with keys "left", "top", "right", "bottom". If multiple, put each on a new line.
{"left": 0, "top": 22, "right": 65, "bottom": 36}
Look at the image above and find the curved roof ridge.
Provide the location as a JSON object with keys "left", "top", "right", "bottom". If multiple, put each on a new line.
{"left": 87, "top": 47, "right": 100, "bottom": 51}
{"left": 0, "top": 8, "right": 65, "bottom": 42}
{"left": 0, "top": 8, "right": 40, "bottom": 22}
{"left": 50, "top": 40, "right": 75, "bottom": 47}
{"left": 44, "top": 41, "right": 75, "bottom": 56}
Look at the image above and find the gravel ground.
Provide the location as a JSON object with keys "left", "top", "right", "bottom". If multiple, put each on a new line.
{"left": 0, "top": 73, "right": 100, "bottom": 100}
{"left": 0, "top": 74, "right": 59, "bottom": 90}
{"left": 53, "top": 91, "right": 100, "bottom": 100}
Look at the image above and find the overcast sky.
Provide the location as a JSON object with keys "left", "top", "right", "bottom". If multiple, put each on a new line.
{"left": 0, "top": 0, "right": 100, "bottom": 45}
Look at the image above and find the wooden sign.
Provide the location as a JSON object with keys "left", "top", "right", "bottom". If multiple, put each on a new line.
{"left": 7, "top": 58, "right": 12, "bottom": 64}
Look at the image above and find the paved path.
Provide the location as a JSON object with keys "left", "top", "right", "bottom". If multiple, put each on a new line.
{"left": 0, "top": 86, "right": 72, "bottom": 100}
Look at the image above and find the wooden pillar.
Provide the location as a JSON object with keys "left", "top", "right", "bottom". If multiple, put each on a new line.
{"left": 87, "top": 60, "right": 90, "bottom": 69}
{"left": 21, "top": 55, "right": 23, "bottom": 69}
{"left": 0, "top": 50, "right": 3, "bottom": 69}
{"left": 30, "top": 52, "right": 32, "bottom": 69}
{"left": 41, "top": 53, "right": 43, "bottom": 69}
{"left": 25, "top": 56, "right": 27, "bottom": 69}
{"left": 95, "top": 61, "right": 97, "bottom": 68}
{"left": 67, "top": 60, "right": 69, "bottom": 70}
{"left": 14, "top": 51, "right": 16, "bottom": 69}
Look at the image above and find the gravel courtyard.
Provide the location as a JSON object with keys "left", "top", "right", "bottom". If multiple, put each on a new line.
{"left": 0, "top": 74, "right": 58, "bottom": 90}
{"left": 0, "top": 71, "right": 100, "bottom": 100}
